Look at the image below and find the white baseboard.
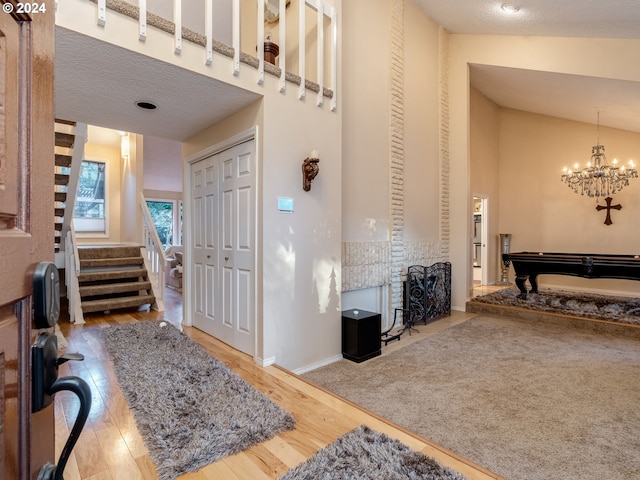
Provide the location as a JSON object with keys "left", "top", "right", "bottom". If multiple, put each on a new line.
{"left": 255, "top": 356, "right": 277, "bottom": 367}
{"left": 292, "top": 354, "right": 344, "bottom": 375}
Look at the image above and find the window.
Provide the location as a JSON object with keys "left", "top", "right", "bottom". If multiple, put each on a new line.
{"left": 74, "top": 160, "right": 106, "bottom": 233}
{"left": 146, "top": 200, "right": 176, "bottom": 250}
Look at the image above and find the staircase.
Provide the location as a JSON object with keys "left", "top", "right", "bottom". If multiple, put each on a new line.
{"left": 54, "top": 119, "right": 76, "bottom": 252}
{"left": 77, "top": 246, "right": 156, "bottom": 315}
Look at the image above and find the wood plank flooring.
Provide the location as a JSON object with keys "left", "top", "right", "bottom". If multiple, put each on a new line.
{"left": 55, "top": 288, "right": 502, "bottom": 479}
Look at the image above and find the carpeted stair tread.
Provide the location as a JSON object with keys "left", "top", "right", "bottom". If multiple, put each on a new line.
{"left": 79, "top": 256, "right": 144, "bottom": 268}
{"left": 79, "top": 281, "right": 152, "bottom": 297}
{"left": 81, "top": 295, "right": 155, "bottom": 314}
{"left": 78, "top": 268, "right": 148, "bottom": 283}
{"left": 78, "top": 246, "right": 143, "bottom": 259}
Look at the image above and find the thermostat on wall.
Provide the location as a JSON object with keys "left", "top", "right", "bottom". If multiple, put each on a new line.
{"left": 277, "top": 197, "right": 294, "bottom": 213}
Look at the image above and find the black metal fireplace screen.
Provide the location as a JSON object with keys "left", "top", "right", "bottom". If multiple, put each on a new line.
{"left": 403, "top": 262, "right": 452, "bottom": 325}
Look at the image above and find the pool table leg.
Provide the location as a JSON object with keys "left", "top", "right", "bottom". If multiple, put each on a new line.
{"left": 515, "top": 275, "right": 529, "bottom": 299}
{"left": 528, "top": 274, "right": 539, "bottom": 294}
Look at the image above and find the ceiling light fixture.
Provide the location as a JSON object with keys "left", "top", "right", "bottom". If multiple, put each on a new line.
{"left": 561, "top": 110, "right": 637, "bottom": 198}
{"left": 501, "top": 4, "right": 520, "bottom": 14}
{"left": 135, "top": 101, "right": 157, "bottom": 110}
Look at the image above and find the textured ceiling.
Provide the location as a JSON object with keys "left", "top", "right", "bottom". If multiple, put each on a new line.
{"left": 414, "top": 0, "right": 640, "bottom": 132}
{"left": 55, "top": 27, "right": 260, "bottom": 141}
{"left": 414, "top": 0, "right": 640, "bottom": 39}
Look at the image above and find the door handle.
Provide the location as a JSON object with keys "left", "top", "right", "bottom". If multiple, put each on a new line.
{"left": 33, "top": 333, "right": 91, "bottom": 480}
{"left": 32, "top": 261, "right": 92, "bottom": 480}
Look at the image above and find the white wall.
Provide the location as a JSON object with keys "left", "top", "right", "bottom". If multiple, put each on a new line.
{"left": 341, "top": 0, "right": 444, "bottom": 324}
{"left": 183, "top": 76, "right": 342, "bottom": 372}
{"left": 143, "top": 136, "right": 183, "bottom": 193}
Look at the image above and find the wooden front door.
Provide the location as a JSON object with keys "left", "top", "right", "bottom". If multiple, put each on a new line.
{"left": 0, "top": 5, "right": 55, "bottom": 479}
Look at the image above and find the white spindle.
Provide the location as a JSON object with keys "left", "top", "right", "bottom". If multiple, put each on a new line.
{"left": 316, "top": 0, "right": 324, "bottom": 106}
{"left": 279, "top": 0, "right": 286, "bottom": 91}
{"left": 330, "top": 5, "right": 337, "bottom": 111}
{"left": 206, "top": 0, "right": 213, "bottom": 64}
{"left": 233, "top": 0, "right": 240, "bottom": 75}
{"left": 139, "top": 0, "right": 147, "bottom": 41}
{"left": 257, "top": 0, "right": 265, "bottom": 84}
{"left": 298, "top": 0, "right": 306, "bottom": 99}
{"left": 174, "top": 0, "right": 182, "bottom": 54}
{"left": 97, "top": 0, "right": 106, "bottom": 26}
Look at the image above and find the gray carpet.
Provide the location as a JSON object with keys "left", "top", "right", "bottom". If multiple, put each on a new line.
{"left": 470, "top": 286, "right": 640, "bottom": 325}
{"left": 303, "top": 315, "right": 640, "bottom": 480}
{"left": 280, "top": 425, "right": 467, "bottom": 480}
{"left": 102, "top": 321, "right": 295, "bottom": 480}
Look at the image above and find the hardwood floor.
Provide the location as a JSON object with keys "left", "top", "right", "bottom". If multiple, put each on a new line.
{"left": 55, "top": 288, "right": 502, "bottom": 480}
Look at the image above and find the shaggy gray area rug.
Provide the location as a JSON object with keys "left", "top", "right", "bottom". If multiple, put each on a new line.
{"left": 471, "top": 286, "right": 640, "bottom": 325}
{"left": 280, "top": 425, "right": 467, "bottom": 480}
{"left": 102, "top": 321, "right": 295, "bottom": 480}
{"left": 303, "top": 315, "right": 640, "bottom": 480}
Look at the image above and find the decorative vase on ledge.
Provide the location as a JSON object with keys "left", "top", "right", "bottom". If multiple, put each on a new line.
{"left": 264, "top": 41, "right": 279, "bottom": 65}
{"left": 497, "top": 233, "right": 512, "bottom": 285}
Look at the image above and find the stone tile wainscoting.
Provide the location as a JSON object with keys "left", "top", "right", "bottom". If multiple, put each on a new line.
{"left": 341, "top": 240, "right": 447, "bottom": 293}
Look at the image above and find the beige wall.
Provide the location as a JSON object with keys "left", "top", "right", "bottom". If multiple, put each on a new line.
{"left": 450, "top": 35, "right": 640, "bottom": 308}
{"left": 403, "top": 0, "right": 441, "bottom": 242}
{"left": 341, "top": 0, "right": 390, "bottom": 242}
{"left": 341, "top": 0, "right": 441, "bottom": 242}
{"left": 470, "top": 87, "right": 500, "bottom": 284}
{"left": 498, "top": 109, "right": 640, "bottom": 295}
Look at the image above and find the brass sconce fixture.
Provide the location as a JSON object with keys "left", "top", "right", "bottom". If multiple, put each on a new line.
{"left": 302, "top": 150, "right": 320, "bottom": 191}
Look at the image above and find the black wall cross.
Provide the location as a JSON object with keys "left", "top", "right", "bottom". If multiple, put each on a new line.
{"left": 596, "top": 196, "right": 622, "bottom": 225}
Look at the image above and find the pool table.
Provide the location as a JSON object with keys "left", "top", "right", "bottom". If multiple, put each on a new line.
{"left": 502, "top": 252, "right": 640, "bottom": 299}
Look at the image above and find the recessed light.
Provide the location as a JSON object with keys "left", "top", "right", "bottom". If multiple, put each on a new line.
{"left": 501, "top": 3, "right": 520, "bottom": 14}
{"left": 135, "top": 101, "right": 157, "bottom": 110}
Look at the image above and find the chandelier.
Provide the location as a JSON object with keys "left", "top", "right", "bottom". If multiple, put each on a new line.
{"left": 561, "top": 111, "right": 637, "bottom": 197}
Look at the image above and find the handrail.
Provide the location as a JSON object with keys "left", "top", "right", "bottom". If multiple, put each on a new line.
{"left": 139, "top": 193, "right": 167, "bottom": 309}
{"left": 65, "top": 220, "right": 85, "bottom": 324}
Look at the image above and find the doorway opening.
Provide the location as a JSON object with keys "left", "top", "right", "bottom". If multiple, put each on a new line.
{"left": 472, "top": 196, "right": 488, "bottom": 288}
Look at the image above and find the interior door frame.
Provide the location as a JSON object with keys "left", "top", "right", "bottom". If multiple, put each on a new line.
{"left": 183, "top": 127, "right": 260, "bottom": 352}
{"left": 471, "top": 194, "right": 489, "bottom": 287}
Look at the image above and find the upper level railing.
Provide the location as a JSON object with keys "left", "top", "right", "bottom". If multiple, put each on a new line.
{"left": 68, "top": 0, "right": 338, "bottom": 111}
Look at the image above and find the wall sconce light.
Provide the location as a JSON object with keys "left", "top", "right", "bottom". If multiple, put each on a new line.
{"left": 302, "top": 150, "right": 320, "bottom": 191}
{"left": 120, "top": 132, "right": 130, "bottom": 161}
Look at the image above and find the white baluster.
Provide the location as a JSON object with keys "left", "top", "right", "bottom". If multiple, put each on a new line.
{"left": 233, "top": 0, "right": 240, "bottom": 75}
{"left": 279, "top": 0, "right": 286, "bottom": 92}
{"left": 206, "top": 0, "right": 213, "bottom": 64}
{"left": 330, "top": 5, "right": 337, "bottom": 111}
{"left": 98, "top": 0, "right": 106, "bottom": 26}
{"left": 139, "top": 0, "right": 147, "bottom": 41}
{"left": 316, "top": 0, "right": 324, "bottom": 106}
{"left": 299, "top": 0, "right": 306, "bottom": 99}
{"left": 174, "top": 0, "right": 182, "bottom": 54}
{"left": 257, "top": 0, "right": 265, "bottom": 84}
